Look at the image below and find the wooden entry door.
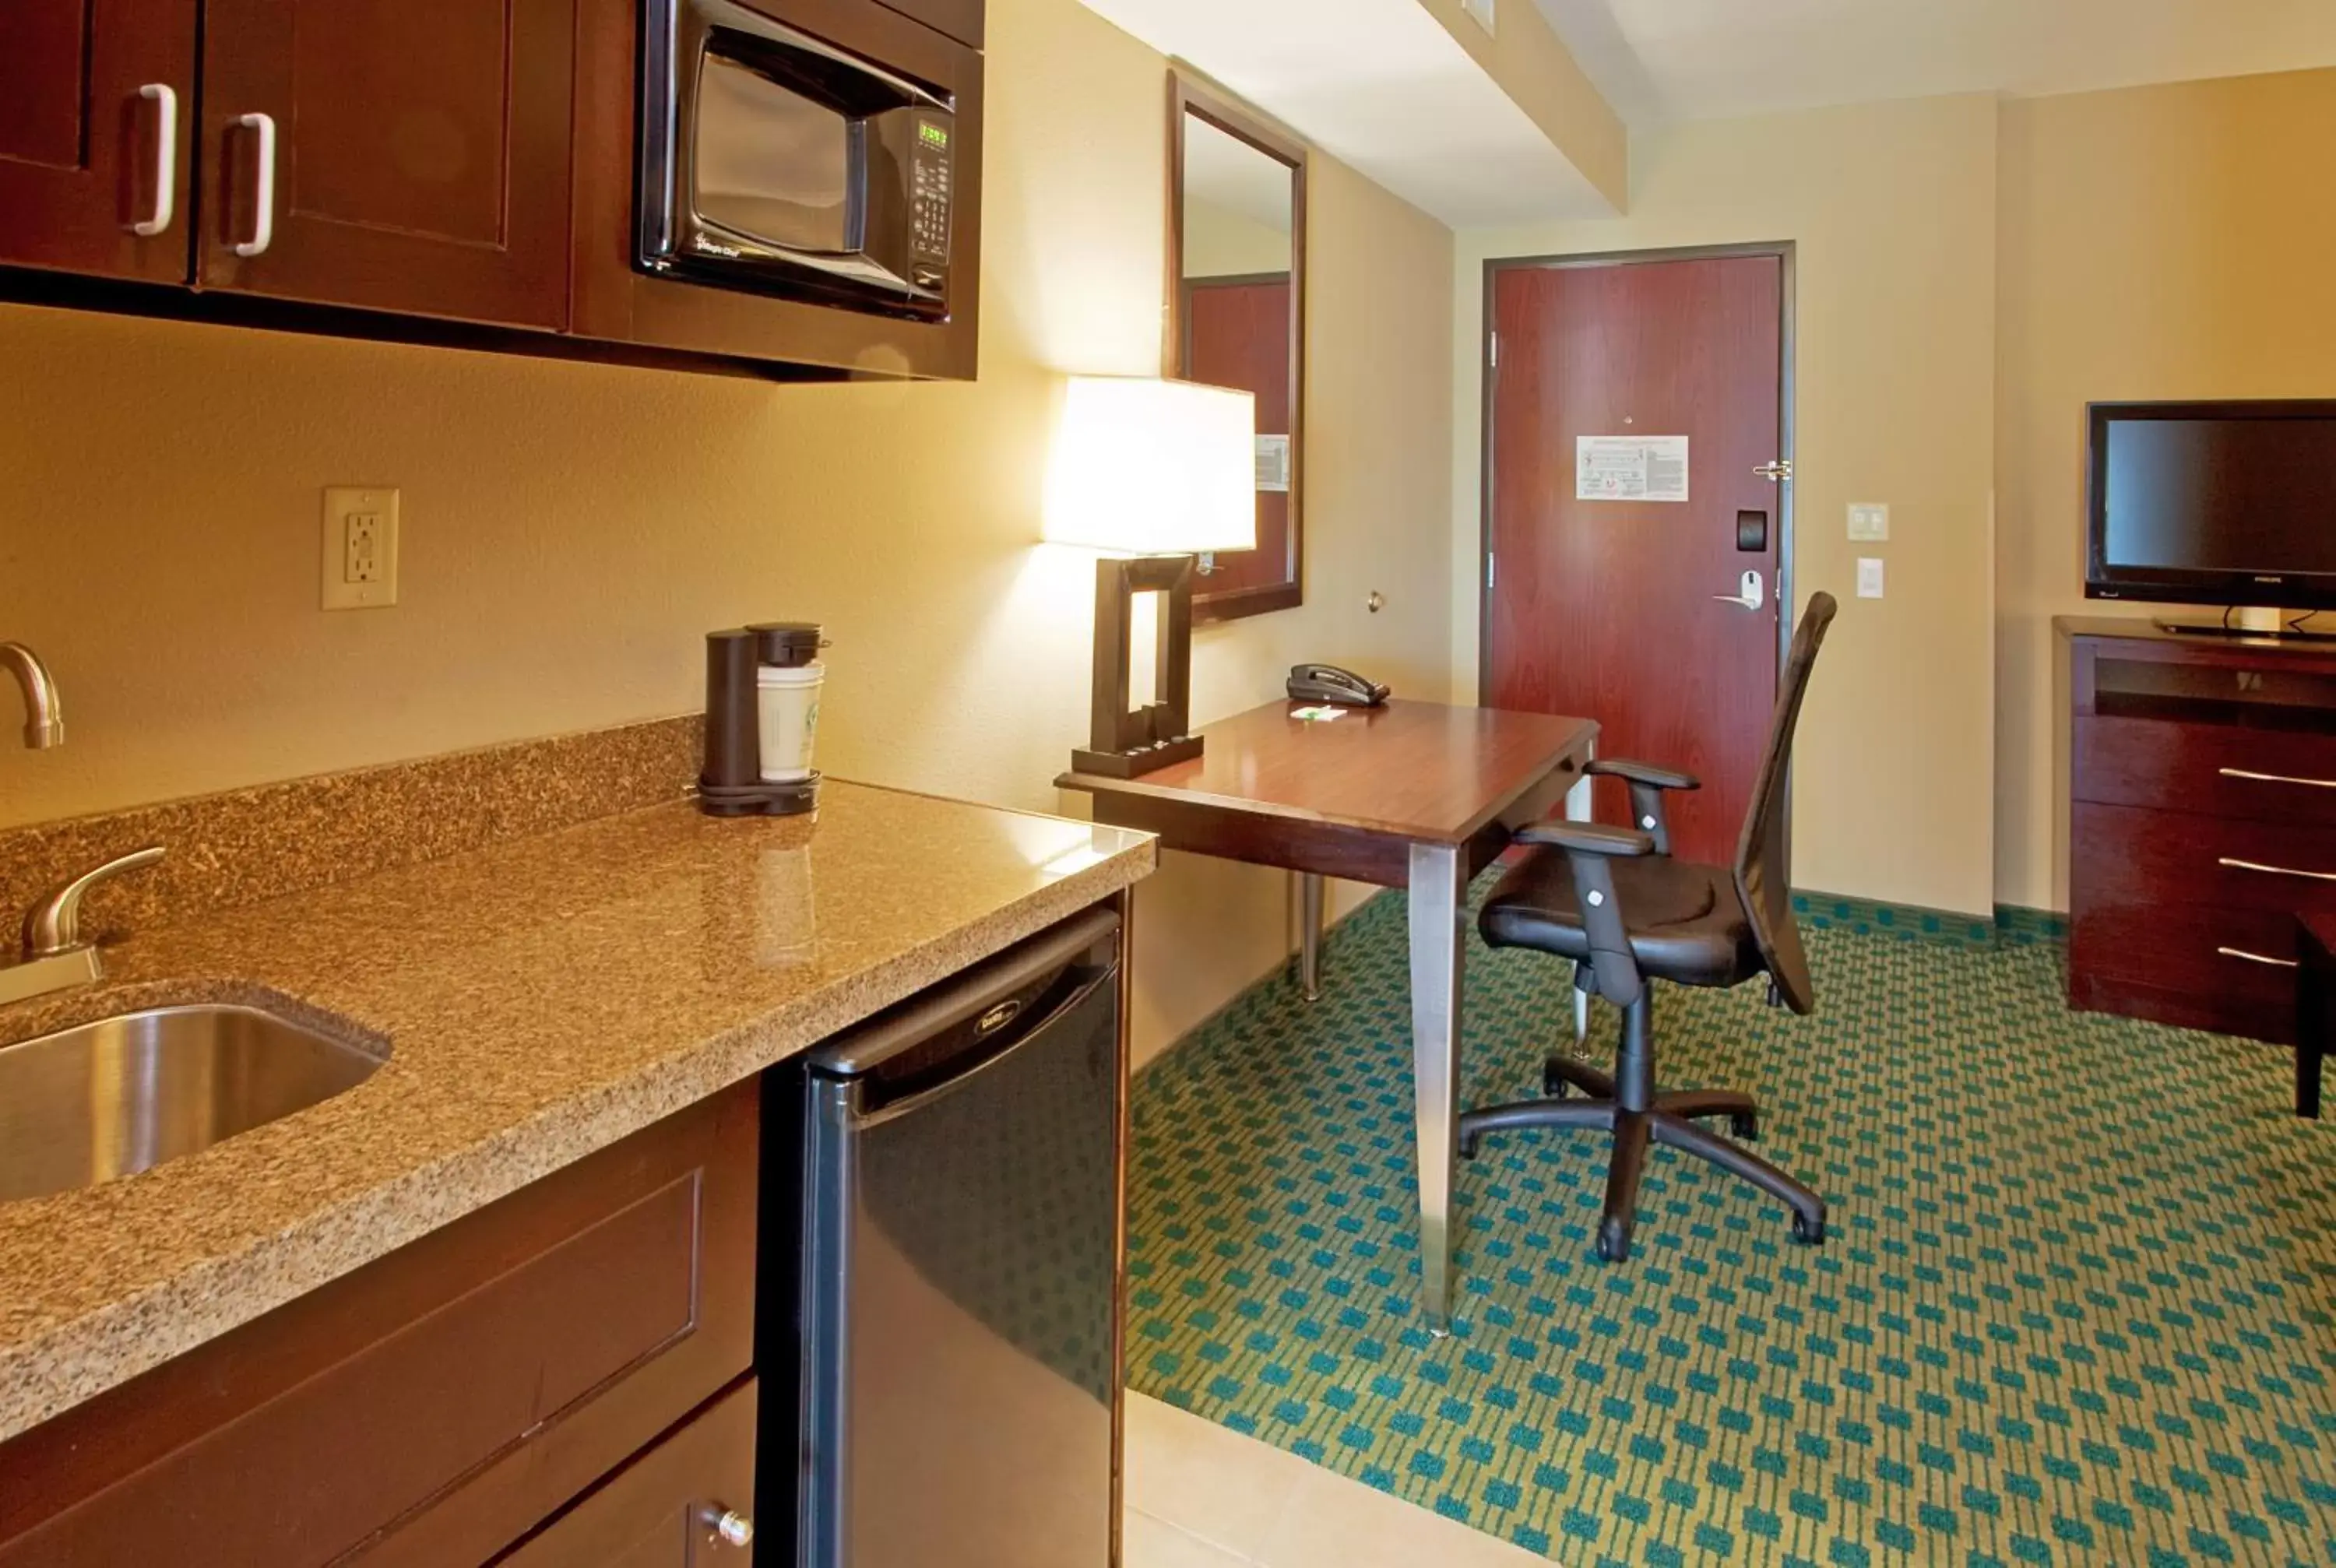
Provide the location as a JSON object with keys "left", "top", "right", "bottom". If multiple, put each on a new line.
{"left": 1486, "top": 253, "right": 1786, "bottom": 867}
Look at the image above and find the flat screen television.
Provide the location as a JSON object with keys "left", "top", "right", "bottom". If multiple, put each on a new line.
{"left": 2087, "top": 399, "right": 2336, "bottom": 611}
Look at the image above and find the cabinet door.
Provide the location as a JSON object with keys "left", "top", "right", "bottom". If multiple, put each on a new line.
{"left": 494, "top": 1381, "right": 758, "bottom": 1568}
{"left": 0, "top": 0, "right": 195, "bottom": 281}
{"left": 196, "top": 0, "right": 574, "bottom": 329}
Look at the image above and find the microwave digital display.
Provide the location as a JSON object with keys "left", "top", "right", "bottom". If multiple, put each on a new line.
{"left": 639, "top": 0, "right": 960, "bottom": 322}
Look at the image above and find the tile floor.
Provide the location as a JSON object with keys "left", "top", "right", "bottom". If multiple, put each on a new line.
{"left": 1124, "top": 1391, "right": 1546, "bottom": 1568}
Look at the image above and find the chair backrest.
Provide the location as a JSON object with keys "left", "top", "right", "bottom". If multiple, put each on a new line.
{"left": 1733, "top": 591, "right": 1838, "bottom": 1014}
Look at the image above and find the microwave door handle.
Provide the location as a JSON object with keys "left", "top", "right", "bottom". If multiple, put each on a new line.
{"left": 691, "top": 218, "right": 916, "bottom": 293}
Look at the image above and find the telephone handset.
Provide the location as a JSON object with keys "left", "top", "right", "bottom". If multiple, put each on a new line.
{"left": 1287, "top": 663, "right": 1391, "bottom": 708}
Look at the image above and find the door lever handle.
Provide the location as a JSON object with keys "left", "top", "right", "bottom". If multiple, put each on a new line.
{"left": 1712, "top": 569, "right": 1766, "bottom": 612}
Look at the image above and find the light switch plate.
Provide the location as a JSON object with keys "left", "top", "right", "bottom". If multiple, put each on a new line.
{"left": 322, "top": 487, "right": 399, "bottom": 610}
{"left": 1848, "top": 502, "right": 1891, "bottom": 541}
{"left": 1856, "top": 557, "right": 1885, "bottom": 599}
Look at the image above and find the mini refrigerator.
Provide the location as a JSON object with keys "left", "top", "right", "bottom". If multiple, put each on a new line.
{"left": 759, "top": 904, "right": 1122, "bottom": 1567}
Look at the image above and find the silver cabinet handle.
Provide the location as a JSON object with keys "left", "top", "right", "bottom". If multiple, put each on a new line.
{"left": 2220, "top": 766, "right": 2336, "bottom": 790}
{"left": 234, "top": 111, "right": 277, "bottom": 258}
{"left": 699, "top": 1506, "right": 754, "bottom": 1548}
{"left": 132, "top": 84, "right": 178, "bottom": 237}
{"left": 2218, "top": 856, "right": 2336, "bottom": 883}
{"left": 2219, "top": 946, "right": 2299, "bottom": 969}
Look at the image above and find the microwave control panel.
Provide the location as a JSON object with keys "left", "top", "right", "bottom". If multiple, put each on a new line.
{"left": 909, "top": 114, "right": 954, "bottom": 296}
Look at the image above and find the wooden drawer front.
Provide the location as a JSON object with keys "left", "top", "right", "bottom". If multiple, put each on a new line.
{"left": 495, "top": 1380, "right": 758, "bottom": 1568}
{"left": 0, "top": 1083, "right": 758, "bottom": 1568}
{"left": 2075, "top": 715, "right": 2336, "bottom": 825}
{"left": 2070, "top": 895, "right": 2299, "bottom": 999}
{"left": 2073, "top": 801, "right": 2336, "bottom": 917}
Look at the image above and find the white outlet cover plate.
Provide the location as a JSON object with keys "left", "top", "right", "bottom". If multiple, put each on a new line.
{"left": 322, "top": 486, "right": 399, "bottom": 610}
{"left": 1856, "top": 557, "right": 1885, "bottom": 599}
{"left": 1848, "top": 502, "right": 1890, "bottom": 541}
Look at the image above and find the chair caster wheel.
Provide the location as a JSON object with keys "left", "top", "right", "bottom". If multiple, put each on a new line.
{"left": 1791, "top": 1211, "right": 1825, "bottom": 1246}
{"left": 1541, "top": 1063, "right": 1573, "bottom": 1099}
{"left": 1595, "top": 1218, "right": 1631, "bottom": 1263}
{"left": 1458, "top": 1134, "right": 1479, "bottom": 1162}
{"left": 1730, "top": 1113, "right": 1759, "bottom": 1142}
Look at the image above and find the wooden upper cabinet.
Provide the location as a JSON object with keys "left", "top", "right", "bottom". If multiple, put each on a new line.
{"left": 0, "top": 0, "right": 196, "bottom": 282}
{"left": 195, "top": 0, "right": 576, "bottom": 329}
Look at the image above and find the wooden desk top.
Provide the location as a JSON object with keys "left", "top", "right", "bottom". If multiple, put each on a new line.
{"left": 1055, "top": 698, "right": 1599, "bottom": 847}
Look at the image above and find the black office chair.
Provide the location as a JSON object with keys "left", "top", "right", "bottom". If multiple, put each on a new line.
{"left": 1458, "top": 592, "right": 1838, "bottom": 1263}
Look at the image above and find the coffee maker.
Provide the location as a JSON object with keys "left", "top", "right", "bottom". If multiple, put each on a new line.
{"left": 699, "top": 624, "right": 822, "bottom": 816}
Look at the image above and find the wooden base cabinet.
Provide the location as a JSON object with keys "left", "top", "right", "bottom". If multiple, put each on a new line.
{"left": 2067, "top": 619, "right": 2336, "bottom": 1042}
{"left": 0, "top": 1081, "right": 758, "bottom": 1568}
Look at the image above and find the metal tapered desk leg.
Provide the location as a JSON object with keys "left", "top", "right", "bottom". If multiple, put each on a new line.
{"left": 1409, "top": 841, "right": 1465, "bottom": 1333}
{"left": 1564, "top": 746, "right": 1595, "bottom": 1045}
{"left": 1299, "top": 873, "right": 1326, "bottom": 1002}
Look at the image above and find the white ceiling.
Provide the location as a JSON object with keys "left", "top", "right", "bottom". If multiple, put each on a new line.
{"left": 1077, "top": 0, "right": 1614, "bottom": 227}
{"left": 1536, "top": 0, "right": 2336, "bottom": 125}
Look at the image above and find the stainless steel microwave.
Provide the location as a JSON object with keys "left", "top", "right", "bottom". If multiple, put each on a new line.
{"left": 638, "top": 0, "right": 966, "bottom": 320}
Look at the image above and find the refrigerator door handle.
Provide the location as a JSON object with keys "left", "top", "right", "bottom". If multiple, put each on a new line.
{"left": 843, "top": 964, "right": 1114, "bottom": 1130}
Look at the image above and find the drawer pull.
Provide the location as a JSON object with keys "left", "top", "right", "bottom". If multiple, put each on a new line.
{"left": 700, "top": 1505, "right": 755, "bottom": 1548}
{"left": 2220, "top": 766, "right": 2336, "bottom": 789}
{"left": 2218, "top": 856, "right": 2336, "bottom": 883}
{"left": 2218, "top": 945, "right": 2300, "bottom": 969}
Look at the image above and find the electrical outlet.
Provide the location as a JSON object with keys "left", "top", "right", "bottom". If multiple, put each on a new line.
{"left": 1848, "top": 502, "right": 1890, "bottom": 541}
{"left": 1856, "top": 557, "right": 1885, "bottom": 599}
{"left": 322, "top": 487, "right": 399, "bottom": 610}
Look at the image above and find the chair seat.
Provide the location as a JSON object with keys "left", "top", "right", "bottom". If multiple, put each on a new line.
{"left": 1479, "top": 848, "right": 1764, "bottom": 989}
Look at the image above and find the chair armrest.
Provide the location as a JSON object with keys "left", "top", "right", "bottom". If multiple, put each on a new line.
{"left": 1584, "top": 758, "right": 1697, "bottom": 854}
{"left": 1515, "top": 820, "right": 1657, "bottom": 857}
{"left": 1586, "top": 758, "right": 1700, "bottom": 793}
{"left": 1513, "top": 819, "right": 1652, "bottom": 1006}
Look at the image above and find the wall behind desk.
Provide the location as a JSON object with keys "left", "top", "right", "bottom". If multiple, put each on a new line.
{"left": 0, "top": 0, "right": 1456, "bottom": 1067}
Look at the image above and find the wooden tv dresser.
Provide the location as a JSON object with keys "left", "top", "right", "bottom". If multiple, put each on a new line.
{"left": 2065, "top": 616, "right": 2336, "bottom": 1043}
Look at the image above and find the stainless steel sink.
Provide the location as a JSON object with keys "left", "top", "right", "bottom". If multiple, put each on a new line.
{"left": 0, "top": 1004, "right": 385, "bottom": 1203}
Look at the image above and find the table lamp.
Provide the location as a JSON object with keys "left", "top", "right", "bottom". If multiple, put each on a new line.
{"left": 1047, "top": 376, "right": 1257, "bottom": 778}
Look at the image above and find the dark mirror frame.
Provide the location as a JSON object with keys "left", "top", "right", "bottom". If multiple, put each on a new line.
{"left": 1166, "top": 73, "right": 1307, "bottom": 624}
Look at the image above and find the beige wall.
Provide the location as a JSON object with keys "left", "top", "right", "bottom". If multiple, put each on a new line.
{"left": 1451, "top": 95, "right": 2001, "bottom": 916}
{"left": 0, "top": 0, "right": 1456, "bottom": 1067}
{"left": 1994, "top": 67, "right": 2336, "bottom": 911}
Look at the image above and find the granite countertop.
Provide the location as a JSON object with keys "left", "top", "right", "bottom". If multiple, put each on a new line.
{"left": 0, "top": 781, "right": 1153, "bottom": 1443}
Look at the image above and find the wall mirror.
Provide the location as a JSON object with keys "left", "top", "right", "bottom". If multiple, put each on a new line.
{"left": 1168, "top": 76, "right": 1307, "bottom": 622}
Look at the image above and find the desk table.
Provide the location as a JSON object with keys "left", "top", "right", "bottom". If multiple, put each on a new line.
{"left": 1057, "top": 698, "right": 1599, "bottom": 1328}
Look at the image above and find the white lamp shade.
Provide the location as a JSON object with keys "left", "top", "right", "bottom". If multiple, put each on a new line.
{"left": 1043, "top": 376, "right": 1258, "bottom": 555}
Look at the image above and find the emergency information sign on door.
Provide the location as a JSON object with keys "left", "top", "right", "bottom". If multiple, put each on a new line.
{"left": 1576, "top": 435, "right": 1690, "bottom": 502}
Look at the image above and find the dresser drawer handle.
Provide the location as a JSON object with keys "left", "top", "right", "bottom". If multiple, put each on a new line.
{"left": 2220, "top": 766, "right": 2336, "bottom": 789}
{"left": 2218, "top": 856, "right": 2336, "bottom": 883}
{"left": 2218, "top": 945, "right": 2300, "bottom": 969}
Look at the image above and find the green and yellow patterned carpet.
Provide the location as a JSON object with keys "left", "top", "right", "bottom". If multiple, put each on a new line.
{"left": 1126, "top": 888, "right": 2336, "bottom": 1566}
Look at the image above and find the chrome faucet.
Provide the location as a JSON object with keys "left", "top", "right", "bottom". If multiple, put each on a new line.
{"left": 1, "top": 642, "right": 62, "bottom": 749}
{"left": 0, "top": 847, "right": 166, "bottom": 1007}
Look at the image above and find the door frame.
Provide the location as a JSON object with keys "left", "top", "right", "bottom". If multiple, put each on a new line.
{"left": 1478, "top": 241, "right": 1799, "bottom": 699}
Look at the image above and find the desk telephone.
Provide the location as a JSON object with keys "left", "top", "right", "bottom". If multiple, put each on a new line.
{"left": 1287, "top": 663, "right": 1391, "bottom": 707}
